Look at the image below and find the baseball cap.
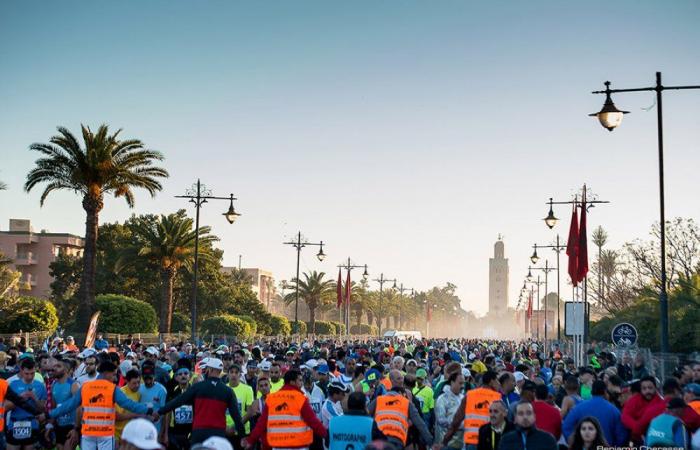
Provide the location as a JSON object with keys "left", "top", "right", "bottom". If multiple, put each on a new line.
{"left": 79, "top": 348, "right": 96, "bottom": 359}
{"left": 461, "top": 368, "right": 472, "bottom": 378}
{"left": 191, "top": 436, "right": 233, "bottom": 450}
{"left": 304, "top": 359, "right": 318, "bottom": 369}
{"left": 316, "top": 364, "right": 330, "bottom": 375}
{"left": 141, "top": 363, "right": 156, "bottom": 377}
{"left": 247, "top": 360, "right": 258, "bottom": 369}
{"left": 365, "top": 368, "right": 381, "bottom": 383}
{"left": 415, "top": 368, "right": 428, "bottom": 379}
{"left": 514, "top": 371, "right": 526, "bottom": 382}
{"left": 207, "top": 358, "right": 224, "bottom": 371}
{"left": 259, "top": 360, "right": 272, "bottom": 371}
{"left": 684, "top": 383, "right": 700, "bottom": 396}
{"left": 126, "top": 351, "right": 137, "bottom": 359}
{"left": 145, "top": 347, "right": 159, "bottom": 356}
{"left": 199, "top": 357, "right": 210, "bottom": 369}
{"left": 122, "top": 418, "right": 164, "bottom": 449}
{"left": 329, "top": 381, "right": 350, "bottom": 393}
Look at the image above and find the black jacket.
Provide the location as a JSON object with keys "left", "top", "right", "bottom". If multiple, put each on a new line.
{"left": 498, "top": 426, "right": 558, "bottom": 450}
{"left": 477, "top": 421, "right": 515, "bottom": 450}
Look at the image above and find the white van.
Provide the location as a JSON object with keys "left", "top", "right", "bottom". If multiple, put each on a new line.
{"left": 382, "top": 330, "right": 422, "bottom": 340}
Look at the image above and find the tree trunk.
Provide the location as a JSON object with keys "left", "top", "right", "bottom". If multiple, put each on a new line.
{"left": 75, "top": 194, "right": 103, "bottom": 331}
{"left": 309, "top": 307, "right": 316, "bottom": 334}
{"left": 160, "top": 267, "right": 175, "bottom": 333}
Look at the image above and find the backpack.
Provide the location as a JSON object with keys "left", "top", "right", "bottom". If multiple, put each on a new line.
{"left": 646, "top": 413, "right": 685, "bottom": 447}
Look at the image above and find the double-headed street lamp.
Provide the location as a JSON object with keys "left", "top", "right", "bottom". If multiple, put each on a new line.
{"left": 337, "top": 258, "right": 369, "bottom": 333}
{"left": 373, "top": 273, "right": 397, "bottom": 335}
{"left": 589, "top": 72, "right": 700, "bottom": 354}
{"left": 176, "top": 179, "right": 241, "bottom": 339}
{"left": 283, "top": 232, "right": 326, "bottom": 334}
{"left": 531, "top": 238, "right": 567, "bottom": 340}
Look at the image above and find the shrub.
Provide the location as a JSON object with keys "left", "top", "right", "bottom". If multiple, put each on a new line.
{"left": 95, "top": 294, "right": 158, "bottom": 334}
{"left": 291, "top": 320, "right": 307, "bottom": 335}
{"left": 0, "top": 296, "right": 58, "bottom": 333}
{"left": 306, "top": 320, "right": 335, "bottom": 335}
{"left": 201, "top": 315, "right": 251, "bottom": 339}
{"left": 350, "top": 323, "right": 379, "bottom": 335}
{"left": 237, "top": 315, "right": 257, "bottom": 336}
{"left": 268, "top": 315, "right": 291, "bottom": 336}
{"left": 329, "top": 321, "right": 346, "bottom": 335}
{"left": 170, "top": 312, "right": 191, "bottom": 333}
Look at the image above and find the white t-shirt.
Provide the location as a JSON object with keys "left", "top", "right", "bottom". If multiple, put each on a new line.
{"left": 321, "top": 398, "right": 343, "bottom": 428}
{"left": 77, "top": 372, "right": 99, "bottom": 387}
{"left": 303, "top": 384, "right": 326, "bottom": 420}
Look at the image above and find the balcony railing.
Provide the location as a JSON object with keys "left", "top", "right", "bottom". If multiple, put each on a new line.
{"left": 15, "top": 252, "right": 37, "bottom": 265}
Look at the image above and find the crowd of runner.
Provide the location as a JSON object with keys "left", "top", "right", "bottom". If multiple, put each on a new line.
{"left": 0, "top": 335, "right": 699, "bottom": 450}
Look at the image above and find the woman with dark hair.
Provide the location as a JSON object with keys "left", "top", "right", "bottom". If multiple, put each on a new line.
{"left": 568, "top": 416, "right": 608, "bottom": 450}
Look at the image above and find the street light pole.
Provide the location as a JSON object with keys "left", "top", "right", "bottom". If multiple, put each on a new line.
{"left": 373, "top": 273, "right": 396, "bottom": 336}
{"left": 590, "top": 72, "right": 700, "bottom": 354}
{"left": 529, "top": 262, "right": 554, "bottom": 343}
{"left": 531, "top": 236, "right": 566, "bottom": 340}
{"left": 283, "top": 232, "right": 326, "bottom": 334}
{"left": 337, "top": 258, "right": 369, "bottom": 334}
{"left": 396, "top": 283, "right": 412, "bottom": 330}
{"left": 176, "top": 179, "right": 240, "bottom": 340}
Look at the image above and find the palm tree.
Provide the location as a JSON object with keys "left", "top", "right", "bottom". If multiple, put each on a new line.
{"left": 0, "top": 180, "right": 7, "bottom": 190}
{"left": 117, "top": 212, "right": 216, "bottom": 333}
{"left": 592, "top": 226, "right": 608, "bottom": 305}
{"left": 284, "top": 271, "right": 334, "bottom": 333}
{"left": 25, "top": 125, "right": 168, "bottom": 329}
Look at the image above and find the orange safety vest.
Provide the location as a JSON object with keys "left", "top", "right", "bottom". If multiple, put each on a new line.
{"left": 380, "top": 377, "right": 392, "bottom": 391}
{"left": 80, "top": 379, "right": 116, "bottom": 437}
{"left": 463, "top": 387, "right": 502, "bottom": 445}
{"left": 375, "top": 394, "right": 410, "bottom": 445}
{"left": 690, "top": 400, "right": 700, "bottom": 416}
{"left": 265, "top": 388, "right": 313, "bottom": 447}
{"left": 0, "top": 379, "right": 7, "bottom": 432}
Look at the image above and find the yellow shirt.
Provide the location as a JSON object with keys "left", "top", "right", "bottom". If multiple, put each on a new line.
{"left": 270, "top": 379, "right": 284, "bottom": 393}
{"left": 115, "top": 386, "right": 140, "bottom": 439}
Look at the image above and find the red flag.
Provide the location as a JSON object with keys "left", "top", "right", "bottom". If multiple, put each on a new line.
{"left": 336, "top": 268, "right": 343, "bottom": 308}
{"left": 577, "top": 188, "right": 589, "bottom": 283}
{"left": 566, "top": 202, "right": 580, "bottom": 286}
{"left": 344, "top": 269, "right": 351, "bottom": 306}
{"left": 526, "top": 292, "right": 533, "bottom": 319}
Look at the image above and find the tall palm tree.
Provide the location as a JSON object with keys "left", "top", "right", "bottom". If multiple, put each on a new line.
{"left": 0, "top": 180, "right": 7, "bottom": 190}
{"left": 117, "top": 212, "right": 217, "bottom": 333}
{"left": 284, "top": 271, "right": 334, "bottom": 333}
{"left": 25, "top": 125, "right": 168, "bottom": 329}
{"left": 592, "top": 226, "right": 608, "bottom": 305}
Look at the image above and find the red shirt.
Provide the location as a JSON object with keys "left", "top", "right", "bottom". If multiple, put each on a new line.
{"left": 532, "top": 400, "right": 562, "bottom": 440}
{"left": 637, "top": 396, "right": 700, "bottom": 437}
{"left": 621, "top": 393, "right": 664, "bottom": 442}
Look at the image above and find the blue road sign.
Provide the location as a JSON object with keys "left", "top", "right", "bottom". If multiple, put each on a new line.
{"left": 611, "top": 322, "right": 638, "bottom": 347}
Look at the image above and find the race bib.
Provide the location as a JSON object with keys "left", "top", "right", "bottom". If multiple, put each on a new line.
{"left": 174, "top": 405, "right": 193, "bottom": 424}
{"left": 57, "top": 413, "right": 73, "bottom": 427}
{"left": 12, "top": 421, "right": 32, "bottom": 440}
{"left": 311, "top": 402, "right": 321, "bottom": 414}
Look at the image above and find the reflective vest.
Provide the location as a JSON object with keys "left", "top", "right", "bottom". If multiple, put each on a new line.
{"left": 690, "top": 400, "right": 700, "bottom": 416}
{"left": 0, "top": 379, "right": 7, "bottom": 432}
{"left": 463, "top": 388, "right": 501, "bottom": 445}
{"left": 375, "top": 395, "right": 410, "bottom": 444}
{"left": 266, "top": 388, "right": 313, "bottom": 447}
{"left": 81, "top": 379, "right": 116, "bottom": 437}
{"left": 380, "top": 377, "right": 392, "bottom": 391}
{"left": 329, "top": 414, "right": 373, "bottom": 450}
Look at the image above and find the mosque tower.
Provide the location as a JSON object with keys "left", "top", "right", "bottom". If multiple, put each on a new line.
{"left": 489, "top": 235, "right": 509, "bottom": 315}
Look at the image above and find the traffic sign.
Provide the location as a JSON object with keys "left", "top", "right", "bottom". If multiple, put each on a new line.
{"left": 611, "top": 322, "right": 638, "bottom": 347}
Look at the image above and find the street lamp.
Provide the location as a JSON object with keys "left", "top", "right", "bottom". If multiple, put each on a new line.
{"left": 590, "top": 72, "right": 700, "bottom": 354}
{"left": 530, "top": 245, "right": 540, "bottom": 265}
{"left": 543, "top": 198, "right": 558, "bottom": 229}
{"left": 283, "top": 232, "right": 326, "bottom": 334}
{"left": 373, "top": 273, "right": 397, "bottom": 335}
{"left": 531, "top": 238, "right": 567, "bottom": 340}
{"left": 529, "top": 261, "right": 555, "bottom": 342}
{"left": 176, "top": 179, "right": 240, "bottom": 340}
{"left": 338, "top": 258, "right": 369, "bottom": 334}
{"left": 396, "top": 283, "right": 413, "bottom": 331}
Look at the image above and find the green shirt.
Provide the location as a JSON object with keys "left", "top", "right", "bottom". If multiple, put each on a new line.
{"left": 413, "top": 384, "right": 434, "bottom": 413}
{"left": 226, "top": 383, "right": 254, "bottom": 433}
{"left": 581, "top": 384, "right": 592, "bottom": 400}
{"left": 270, "top": 379, "right": 284, "bottom": 393}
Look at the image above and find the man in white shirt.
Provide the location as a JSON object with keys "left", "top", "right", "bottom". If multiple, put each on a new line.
{"left": 321, "top": 381, "right": 348, "bottom": 428}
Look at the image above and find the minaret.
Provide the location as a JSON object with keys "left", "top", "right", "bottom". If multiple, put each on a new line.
{"left": 489, "top": 235, "right": 509, "bottom": 315}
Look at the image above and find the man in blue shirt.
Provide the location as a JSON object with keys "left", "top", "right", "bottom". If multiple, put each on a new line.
{"left": 7, "top": 358, "right": 46, "bottom": 449}
{"left": 139, "top": 363, "right": 167, "bottom": 437}
{"left": 563, "top": 380, "right": 628, "bottom": 446}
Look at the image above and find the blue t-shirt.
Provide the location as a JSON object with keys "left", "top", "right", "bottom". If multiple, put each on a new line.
{"left": 8, "top": 378, "right": 47, "bottom": 431}
{"left": 139, "top": 382, "right": 167, "bottom": 432}
{"left": 51, "top": 379, "right": 76, "bottom": 427}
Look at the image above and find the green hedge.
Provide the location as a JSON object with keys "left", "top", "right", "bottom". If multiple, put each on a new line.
{"left": 291, "top": 320, "right": 307, "bottom": 335}
{"left": 0, "top": 296, "right": 58, "bottom": 333}
{"left": 268, "top": 315, "right": 291, "bottom": 336}
{"left": 329, "top": 321, "right": 346, "bottom": 335}
{"left": 237, "top": 315, "right": 257, "bottom": 336}
{"left": 306, "top": 320, "right": 335, "bottom": 335}
{"left": 96, "top": 294, "right": 158, "bottom": 333}
{"left": 201, "top": 315, "right": 251, "bottom": 339}
{"left": 350, "top": 323, "right": 379, "bottom": 335}
{"left": 170, "top": 312, "right": 191, "bottom": 333}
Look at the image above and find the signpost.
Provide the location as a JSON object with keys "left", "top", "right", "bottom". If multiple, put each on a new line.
{"left": 565, "top": 301, "right": 586, "bottom": 366}
{"left": 611, "top": 322, "right": 638, "bottom": 347}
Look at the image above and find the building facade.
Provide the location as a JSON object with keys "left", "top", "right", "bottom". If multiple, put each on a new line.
{"left": 221, "top": 266, "right": 276, "bottom": 310}
{"left": 488, "top": 237, "right": 509, "bottom": 315}
{"left": 0, "top": 219, "right": 84, "bottom": 298}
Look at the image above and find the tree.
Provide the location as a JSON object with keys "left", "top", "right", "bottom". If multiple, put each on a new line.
{"left": 283, "top": 271, "right": 334, "bottom": 333}
{"left": 0, "top": 251, "right": 21, "bottom": 297}
{"left": 95, "top": 294, "right": 158, "bottom": 334}
{"left": 0, "top": 179, "right": 6, "bottom": 190}
{"left": 25, "top": 125, "right": 168, "bottom": 329}
{"left": 592, "top": 226, "right": 608, "bottom": 306}
{"left": 0, "top": 296, "right": 59, "bottom": 333}
{"left": 117, "top": 211, "right": 217, "bottom": 332}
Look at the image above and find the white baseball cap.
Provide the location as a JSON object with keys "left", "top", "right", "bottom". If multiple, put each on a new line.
{"left": 514, "top": 371, "right": 526, "bottom": 382}
{"left": 200, "top": 357, "right": 210, "bottom": 369}
{"left": 259, "top": 360, "right": 272, "bottom": 371}
{"left": 122, "top": 418, "right": 164, "bottom": 449}
{"left": 192, "top": 436, "right": 233, "bottom": 450}
{"left": 145, "top": 346, "right": 159, "bottom": 356}
{"left": 126, "top": 352, "right": 137, "bottom": 359}
{"left": 207, "top": 358, "right": 224, "bottom": 371}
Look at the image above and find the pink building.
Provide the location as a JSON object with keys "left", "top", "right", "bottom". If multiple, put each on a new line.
{"left": 0, "top": 219, "right": 84, "bottom": 298}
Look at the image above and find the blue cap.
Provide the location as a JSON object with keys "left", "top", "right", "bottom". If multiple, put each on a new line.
{"left": 365, "top": 368, "right": 381, "bottom": 383}
{"left": 316, "top": 364, "right": 329, "bottom": 375}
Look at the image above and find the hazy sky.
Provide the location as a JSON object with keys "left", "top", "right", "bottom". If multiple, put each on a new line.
{"left": 1, "top": 1, "right": 699, "bottom": 314}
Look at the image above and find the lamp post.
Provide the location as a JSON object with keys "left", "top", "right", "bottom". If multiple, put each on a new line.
{"left": 283, "top": 232, "right": 326, "bottom": 334}
{"left": 176, "top": 179, "right": 240, "bottom": 340}
{"left": 337, "top": 258, "right": 368, "bottom": 334}
{"left": 528, "top": 261, "right": 555, "bottom": 343}
{"left": 396, "top": 283, "right": 413, "bottom": 330}
{"left": 525, "top": 274, "right": 544, "bottom": 340}
{"left": 373, "top": 273, "right": 397, "bottom": 335}
{"left": 531, "top": 237, "right": 567, "bottom": 340}
{"left": 589, "top": 73, "right": 700, "bottom": 354}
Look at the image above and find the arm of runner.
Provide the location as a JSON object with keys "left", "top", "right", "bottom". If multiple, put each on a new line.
{"left": 158, "top": 383, "right": 197, "bottom": 415}
{"left": 49, "top": 386, "right": 83, "bottom": 419}
{"left": 408, "top": 401, "right": 433, "bottom": 446}
{"left": 114, "top": 386, "right": 151, "bottom": 415}
{"left": 6, "top": 386, "right": 42, "bottom": 415}
{"left": 442, "top": 395, "right": 466, "bottom": 445}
